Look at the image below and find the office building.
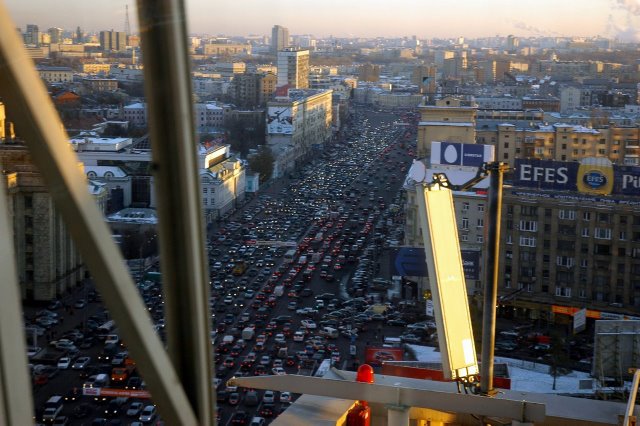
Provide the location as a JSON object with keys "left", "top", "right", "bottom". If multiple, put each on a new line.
{"left": 271, "top": 25, "right": 289, "bottom": 54}
{"left": 99, "top": 30, "right": 127, "bottom": 52}
{"left": 47, "top": 27, "right": 63, "bottom": 44}
{"left": 277, "top": 47, "right": 309, "bottom": 89}
{"left": 24, "top": 24, "right": 40, "bottom": 46}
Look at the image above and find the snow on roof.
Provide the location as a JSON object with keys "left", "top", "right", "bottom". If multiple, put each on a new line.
{"left": 107, "top": 208, "right": 158, "bottom": 224}
{"left": 124, "top": 102, "right": 145, "bottom": 109}
{"left": 408, "top": 344, "right": 592, "bottom": 394}
{"left": 84, "top": 165, "right": 127, "bottom": 178}
{"left": 419, "top": 121, "right": 474, "bottom": 127}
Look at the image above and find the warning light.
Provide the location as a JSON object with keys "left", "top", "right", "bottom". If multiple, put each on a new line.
{"left": 347, "top": 364, "right": 374, "bottom": 426}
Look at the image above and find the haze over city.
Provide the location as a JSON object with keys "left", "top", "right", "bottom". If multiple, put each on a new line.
{"left": 6, "top": 0, "right": 640, "bottom": 40}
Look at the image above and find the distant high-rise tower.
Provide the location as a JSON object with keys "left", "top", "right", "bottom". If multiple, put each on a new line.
{"left": 277, "top": 47, "right": 309, "bottom": 89}
{"left": 272, "top": 25, "right": 289, "bottom": 54}
{"left": 507, "top": 35, "right": 519, "bottom": 53}
{"left": 25, "top": 24, "right": 40, "bottom": 46}
{"left": 124, "top": 4, "right": 131, "bottom": 36}
{"left": 48, "top": 27, "right": 63, "bottom": 44}
{"left": 76, "top": 26, "right": 83, "bottom": 43}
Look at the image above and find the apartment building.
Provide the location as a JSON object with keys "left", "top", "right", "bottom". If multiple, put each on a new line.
{"left": 277, "top": 47, "right": 310, "bottom": 89}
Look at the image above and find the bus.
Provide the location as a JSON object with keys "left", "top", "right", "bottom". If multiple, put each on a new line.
{"left": 283, "top": 249, "right": 296, "bottom": 264}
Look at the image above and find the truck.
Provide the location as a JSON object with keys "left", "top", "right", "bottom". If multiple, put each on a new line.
{"left": 274, "top": 285, "right": 284, "bottom": 297}
{"left": 222, "top": 335, "right": 235, "bottom": 346}
{"left": 241, "top": 327, "right": 255, "bottom": 341}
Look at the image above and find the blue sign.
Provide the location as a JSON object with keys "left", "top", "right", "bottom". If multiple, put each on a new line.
{"left": 390, "top": 247, "right": 481, "bottom": 280}
{"left": 437, "top": 142, "right": 490, "bottom": 167}
{"left": 514, "top": 159, "right": 578, "bottom": 191}
{"left": 583, "top": 170, "right": 607, "bottom": 190}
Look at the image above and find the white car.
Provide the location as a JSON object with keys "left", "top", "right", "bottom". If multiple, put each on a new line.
{"left": 293, "top": 331, "right": 305, "bottom": 342}
{"left": 263, "top": 390, "right": 275, "bottom": 403}
{"left": 280, "top": 391, "right": 292, "bottom": 403}
{"left": 301, "top": 319, "right": 317, "bottom": 329}
{"left": 57, "top": 357, "right": 71, "bottom": 369}
{"left": 271, "top": 367, "right": 286, "bottom": 375}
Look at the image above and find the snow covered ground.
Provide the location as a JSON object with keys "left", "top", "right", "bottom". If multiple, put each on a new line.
{"left": 407, "top": 344, "right": 594, "bottom": 394}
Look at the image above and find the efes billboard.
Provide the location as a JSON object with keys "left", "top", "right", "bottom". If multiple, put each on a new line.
{"left": 515, "top": 158, "right": 640, "bottom": 196}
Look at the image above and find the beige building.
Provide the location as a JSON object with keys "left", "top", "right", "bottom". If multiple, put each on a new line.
{"left": 203, "top": 42, "right": 251, "bottom": 56}
{"left": 82, "top": 63, "right": 112, "bottom": 74}
{"left": 37, "top": 66, "right": 73, "bottom": 83}
{"left": 200, "top": 145, "right": 246, "bottom": 223}
{"left": 277, "top": 48, "right": 309, "bottom": 89}
{"left": 1, "top": 141, "right": 108, "bottom": 301}
{"left": 476, "top": 122, "right": 640, "bottom": 167}
{"left": 416, "top": 97, "right": 477, "bottom": 158}
{"left": 232, "top": 72, "right": 277, "bottom": 108}
{"left": 266, "top": 89, "right": 333, "bottom": 176}
{"left": 82, "top": 78, "right": 118, "bottom": 92}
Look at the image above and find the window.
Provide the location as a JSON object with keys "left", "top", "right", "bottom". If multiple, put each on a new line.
{"left": 620, "top": 231, "right": 626, "bottom": 240}
{"left": 506, "top": 234, "right": 512, "bottom": 245}
{"left": 582, "top": 211, "right": 591, "bottom": 220}
{"left": 476, "top": 235, "right": 484, "bottom": 243}
{"left": 461, "top": 234, "right": 468, "bottom": 242}
{"left": 579, "top": 288, "right": 587, "bottom": 299}
{"left": 519, "top": 220, "right": 537, "bottom": 232}
{"left": 555, "top": 287, "right": 571, "bottom": 297}
{"left": 461, "top": 217, "right": 469, "bottom": 230}
{"left": 476, "top": 218, "right": 484, "bottom": 228}
{"left": 519, "top": 236, "right": 536, "bottom": 247}
{"left": 462, "top": 202, "right": 469, "bottom": 211}
{"left": 557, "top": 256, "right": 575, "bottom": 267}
{"left": 24, "top": 195, "right": 32, "bottom": 209}
{"left": 527, "top": 283, "right": 534, "bottom": 292}
{"left": 559, "top": 209, "right": 576, "bottom": 220}
{"left": 521, "top": 205, "right": 538, "bottom": 216}
{"left": 594, "top": 228, "right": 611, "bottom": 240}
{"left": 581, "top": 227, "right": 589, "bottom": 237}
{"left": 478, "top": 203, "right": 484, "bottom": 212}
{"left": 203, "top": 187, "right": 208, "bottom": 194}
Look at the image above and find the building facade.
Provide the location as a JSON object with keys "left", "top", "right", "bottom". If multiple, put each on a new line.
{"left": 416, "top": 97, "right": 477, "bottom": 158}
{"left": 99, "top": 30, "right": 127, "bottom": 52}
{"left": 266, "top": 89, "right": 333, "bottom": 176}
{"left": 277, "top": 48, "right": 310, "bottom": 89}
{"left": 37, "top": 66, "right": 73, "bottom": 83}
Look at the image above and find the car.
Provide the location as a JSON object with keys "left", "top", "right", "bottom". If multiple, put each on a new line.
{"left": 72, "top": 356, "right": 91, "bottom": 370}
{"left": 244, "top": 390, "right": 259, "bottom": 406}
{"left": 52, "top": 416, "right": 69, "bottom": 425}
{"left": 259, "top": 403, "right": 275, "bottom": 418}
{"left": 74, "top": 299, "right": 87, "bottom": 309}
{"left": 301, "top": 319, "right": 317, "bottom": 329}
{"left": 228, "top": 392, "right": 241, "bottom": 405}
{"left": 231, "top": 410, "right": 248, "bottom": 425}
{"left": 400, "top": 334, "right": 422, "bottom": 344}
{"left": 72, "top": 403, "right": 92, "bottom": 419}
{"left": 138, "top": 405, "right": 157, "bottom": 423}
{"left": 125, "top": 376, "right": 143, "bottom": 390}
{"left": 250, "top": 417, "right": 266, "bottom": 426}
{"left": 263, "top": 390, "right": 276, "bottom": 403}
{"left": 126, "top": 402, "right": 144, "bottom": 417}
{"left": 57, "top": 357, "right": 71, "bottom": 369}
{"left": 496, "top": 341, "right": 518, "bottom": 351}
{"left": 272, "top": 367, "right": 286, "bottom": 375}
{"left": 259, "top": 355, "right": 271, "bottom": 366}
{"left": 280, "top": 391, "right": 292, "bottom": 403}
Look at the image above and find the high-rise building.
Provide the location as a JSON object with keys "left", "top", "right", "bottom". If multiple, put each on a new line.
{"left": 47, "top": 27, "right": 63, "bottom": 44}
{"left": 271, "top": 25, "right": 289, "bottom": 54}
{"left": 99, "top": 30, "right": 127, "bottom": 52}
{"left": 24, "top": 24, "right": 40, "bottom": 46}
{"left": 277, "top": 47, "right": 309, "bottom": 89}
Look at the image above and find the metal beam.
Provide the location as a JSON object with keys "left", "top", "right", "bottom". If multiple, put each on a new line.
{"left": 0, "top": 171, "right": 34, "bottom": 426}
{"left": 136, "top": 1, "right": 214, "bottom": 425}
{"left": 227, "top": 375, "right": 545, "bottom": 423}
{"left": 0, "top": 2, "right": 198, "bottom": 425}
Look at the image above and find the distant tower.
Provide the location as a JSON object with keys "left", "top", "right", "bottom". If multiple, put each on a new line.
{"left": 272, "top": 25, "right": 289, "bottom": 54}
{"left": 124, "top": 4, "right": 131, "bottom": 36}
{"left": 76, "top": 26, "right": 83, "bottom": 43}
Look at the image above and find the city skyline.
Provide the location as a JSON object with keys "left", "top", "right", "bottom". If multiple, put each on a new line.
{"left": 5, "top": 0, "right": 640, "bottom": 41}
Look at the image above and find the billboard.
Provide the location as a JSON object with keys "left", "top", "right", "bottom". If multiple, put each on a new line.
{"left": 267, "top": 106, "right": 293, "bottom": 135}
{"left": 430, "top": 142, "right": 495, "bottom": 167}
{"left": 416, "top": 186, "right": 478, "bottom": 380}
{"left": 365, "top": 346, "right": 403, "bottom": 365}
{"left": 514, "top": 158, "right": 640, "bottom": 197}
{"left": 389, "top": 247, "right": 481, "bottom": 280}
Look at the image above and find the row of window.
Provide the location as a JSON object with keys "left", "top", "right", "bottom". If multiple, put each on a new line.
{"left": 510, "top": 205, "right": 635, "bottom": 224}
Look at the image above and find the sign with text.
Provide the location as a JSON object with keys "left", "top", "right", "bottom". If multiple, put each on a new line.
{"left": 515, "top": 158, "right": 640, "bottom": 197}
{"left": 431, "top": 142, "right": 494, "bottom": 167}
{"left": 390, "top": 247, "right": 481, "bottom": 280}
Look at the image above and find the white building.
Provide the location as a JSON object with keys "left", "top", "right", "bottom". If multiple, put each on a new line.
{"left": 199, "top": 145, "right": 246, "bottom": 222}
{"left": 277, "top": 48, "right": 310, "bottom": 89}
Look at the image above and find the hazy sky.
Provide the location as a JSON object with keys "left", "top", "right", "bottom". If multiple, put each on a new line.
{"left": 5, "top": 0, "right": 640, "bottom": 41}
